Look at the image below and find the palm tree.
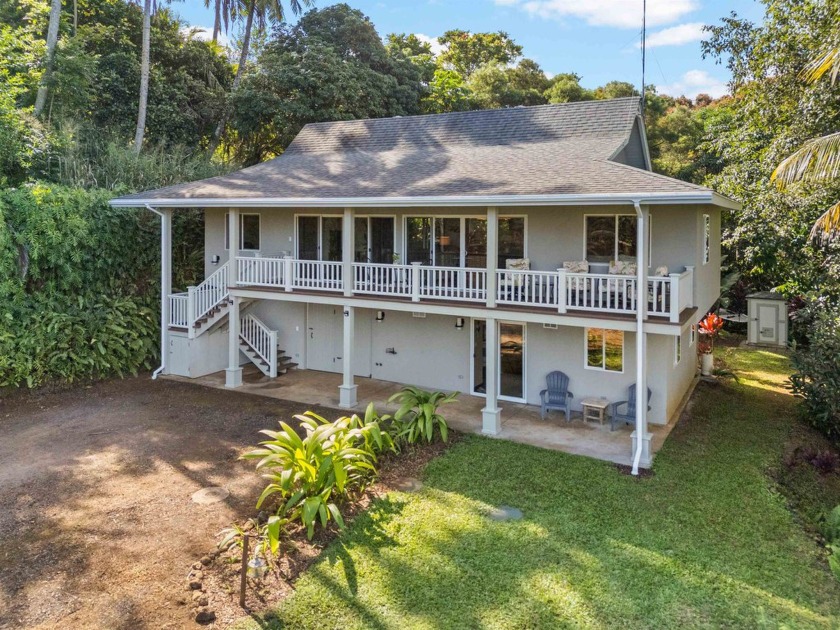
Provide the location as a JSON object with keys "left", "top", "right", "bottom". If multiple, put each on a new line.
{"left": 33, "top": 0, "right": 63, "bottom": 117}
{"left": 772, "top": 43, "right": 840, "bottom": 245}
{"left": 207, "top": 0, "right": 311, "bottom": 155}
{"left": 205, "top": 0, "right": 236, "bottom": 43}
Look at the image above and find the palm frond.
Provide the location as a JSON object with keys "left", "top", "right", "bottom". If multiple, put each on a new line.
{"left": 801, "top": 45, "right": 840, "bottom": 85}
{"left": 771, "top": 131, "right": 840, "bottom": 188}
{"left": 810, "top": 200, "right": 840, "bottom": 246}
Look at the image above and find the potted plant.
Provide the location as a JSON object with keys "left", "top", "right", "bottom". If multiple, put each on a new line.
{"left": 698, "top": 312, "right": 724, "bottom": 376}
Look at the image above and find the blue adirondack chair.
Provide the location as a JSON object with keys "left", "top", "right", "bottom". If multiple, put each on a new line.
{"left": 540, "top": 371, "right": 574, "bottom": 421}
{"left": 609, "top": 384, "right": 652, "bottom": 431}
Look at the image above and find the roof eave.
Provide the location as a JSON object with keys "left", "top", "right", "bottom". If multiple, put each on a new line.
{"left": 110, "top": 191, "right": 739, "bottom": 209}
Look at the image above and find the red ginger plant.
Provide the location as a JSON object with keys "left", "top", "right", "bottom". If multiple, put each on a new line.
{"left": 697, "top": 312, "right": 724, "bottom": 354}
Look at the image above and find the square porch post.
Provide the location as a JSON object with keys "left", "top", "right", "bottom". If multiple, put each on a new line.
{"left": 482, "top": 317, "right": 502, "bottom": 435}
{"left": 339, "top": 305, "right": 358, "bottom": 408}
{"left": 225, "top": 210, "right": 242, "bottom": 388}
{"left": 343, "top": 207, "right": 354, "bottom": 297}
{"left": 486, "top": 206, "right": 498, "bottom": 309}
{"left": 225, "top": 294, "right": 243, "bottom": 388}
{"left": 631, "top": 203, "right": 651, "bottom": 469}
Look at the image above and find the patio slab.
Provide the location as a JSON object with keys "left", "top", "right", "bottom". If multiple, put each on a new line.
{"left": 169, "top": 366, "right": 678, "bottom": 467}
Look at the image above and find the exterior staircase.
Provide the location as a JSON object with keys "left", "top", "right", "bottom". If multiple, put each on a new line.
{"left": 238, "top": 313, "right": 298, "bottom": 378}
{"left": 169, "top": 260, "right": 296, "bottom": 379}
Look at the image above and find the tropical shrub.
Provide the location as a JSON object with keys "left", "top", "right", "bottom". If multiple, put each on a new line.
{"left": 791, "top": 304, "right": 840, "bottom": 441}
{"left": 388, "top": 386, "right": 457, "bottom": 444}
{"left": 824, "top": 506, "right": 840, "bottom": 581}
{"left": 243, "top": 407, "right": 392, "bottom": 542}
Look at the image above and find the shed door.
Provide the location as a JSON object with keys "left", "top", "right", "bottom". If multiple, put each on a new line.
{"left": 758, "top": 304, "right": 779, "bottom": 345}
{"left": 307, "top": 304, "right": 343, "bottom": 373}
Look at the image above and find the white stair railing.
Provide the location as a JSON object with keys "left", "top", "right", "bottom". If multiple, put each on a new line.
{"left": 169, "top": 293, "right": 189, "bottom": 327}
{"left": 185, "top": 261, "right": 230, "bottom": 338}
{"left": 239, "top": 313, "right": 277, "bottom": 378}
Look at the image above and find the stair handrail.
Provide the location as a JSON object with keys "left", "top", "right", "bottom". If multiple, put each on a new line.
{"left": 240, "top": 313, "right": 276, "bottom": 376}
{"left": 188, "top": 261, "right": 230, "bottom": 332}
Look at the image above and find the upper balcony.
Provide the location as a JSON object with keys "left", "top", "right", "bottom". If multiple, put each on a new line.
{"left": 231, "top": 256, "right": 694, "bottom": 322}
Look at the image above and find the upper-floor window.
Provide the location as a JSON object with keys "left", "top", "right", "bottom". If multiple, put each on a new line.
{"left": 585, "top": 215, "right": 637, "bottom": 264}
{"left": 404, "top": 216, "right": 525, "bottom": 267}
{"left": 703, "top": 213, "right": 711, "bottom": 264}
{"left": 586, "top": 328, "right": 623, "bottom": 372}
{"left": 224, "top": 213, "right": 260, "bottom": 251}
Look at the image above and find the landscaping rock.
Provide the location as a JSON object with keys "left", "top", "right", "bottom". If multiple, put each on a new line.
{"left": 188, "top": 579, "right": 202, "bottom": 590}
{"left": 191, "top": 571, "right": 204, "bottom": 581}
{"left": 192, "top": 562, "right": 202, "bottom": 570}
{"left": 195, "top": 608, "right": 216, "bottom": 624}
{"left": 486, "top": 505, "right": 523, "bottom": 521}
{"left": 393, "top": 478, "right": 423, "bottom": 492}
{"left": 192, "top": 593, "right": 209, "bottom": 607}
{"left": 200, "top": 555, "right": 212, "bottom": 566}
{"left": 191, "top": 486, "right": 230, "bottom": 505}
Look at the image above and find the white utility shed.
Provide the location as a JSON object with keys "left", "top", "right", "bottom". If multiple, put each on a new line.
{"left": 747, "top": 291, "right": 788, "bottom": 347}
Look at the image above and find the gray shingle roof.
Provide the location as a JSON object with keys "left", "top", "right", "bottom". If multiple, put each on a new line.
{"left": 114, "top": 98, "right": 717, "bottom": 204}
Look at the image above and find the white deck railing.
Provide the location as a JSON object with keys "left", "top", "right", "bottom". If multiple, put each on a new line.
{"left": 353, "top": 262, "right": 413, "bottom": 297}
{"left": 240, "top": 313, "right": 277, "bottom": 378}
{"left": 169, "top": 293, "right": 188, "bottom": 327}
{"left": 419, "top": 266, "right": 487, "bottom": 302}
{"left": 231, "top": 257, "right": 693, "bottom": 320}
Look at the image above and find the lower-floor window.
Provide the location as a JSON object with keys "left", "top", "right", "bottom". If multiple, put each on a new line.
{"left": 675, "top": 334, "right": 682, "bottom": 364}
{"left": 586, "top": 328, "right": 624, "bottom": 372}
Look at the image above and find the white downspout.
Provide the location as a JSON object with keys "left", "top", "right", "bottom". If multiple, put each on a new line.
{"left": 631, "top": 200, "right": 648, "bottom": 476}
{"left": 145, "top": 204, "right": 170, "bottom": 380}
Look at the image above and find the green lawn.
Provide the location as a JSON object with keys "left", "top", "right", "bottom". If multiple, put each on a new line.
{"left": 245, "top": 346, "right": 840, "bottom": 629}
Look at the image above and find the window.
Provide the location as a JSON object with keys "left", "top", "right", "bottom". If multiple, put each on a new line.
{"left": 404, "top": 216, "right": 524, "bottom": 267}
{"left": 675, "top": 334, "right": 682, "bottom": 365}
{"left": 690, "top": 324, "right": 696, "bottom": 347}
{"left": 586, "top": 215, "right": 638, "bottom": 263}
{"left": 703, "top": 213, "right": 711, "bottom": 264}
{"left": 586, "top": 328, "right": 623, "bottom": 372}
{"left": 224, "top": 213, "right": 260, "bottom": 251}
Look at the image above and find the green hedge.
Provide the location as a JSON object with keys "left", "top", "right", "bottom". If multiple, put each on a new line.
{"left": 0, "top": 183, "right": 202, "bottom": 388}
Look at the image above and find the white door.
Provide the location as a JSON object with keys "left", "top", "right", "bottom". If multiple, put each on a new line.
{"left": 307, "top": 304, "right": 343, "bottom": 373}
{"left": 758, "top": 304, "right": 779, "bottom": 345}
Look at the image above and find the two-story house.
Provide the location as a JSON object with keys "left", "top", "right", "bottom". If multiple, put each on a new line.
{"left": 110, "top": 97, "right": 738, "bottom": 473}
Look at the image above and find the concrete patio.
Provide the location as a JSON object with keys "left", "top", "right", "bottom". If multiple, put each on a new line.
{"left": 169, "top": 366, "right": 680, "bottom": 467}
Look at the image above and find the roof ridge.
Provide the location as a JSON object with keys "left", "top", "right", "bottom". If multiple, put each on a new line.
{"left": 295, "top": 96, "right": 642, "bottom": 130}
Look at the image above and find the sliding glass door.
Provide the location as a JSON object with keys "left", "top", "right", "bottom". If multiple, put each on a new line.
{"left": 472, "top": 320, "right": 526, "bottom": 402}
{"left": 405, "top": 216, "right": 523, "bottom": 268}
{"left": 355, "top": 217, "right": 395, "bottom": 263}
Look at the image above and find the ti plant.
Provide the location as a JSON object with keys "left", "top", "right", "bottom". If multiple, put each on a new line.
{"left": 388, "top": 386, "right": 457, "bottom": 444}
{"left": 242, "top": 407, "right": 391, "bottom": 540}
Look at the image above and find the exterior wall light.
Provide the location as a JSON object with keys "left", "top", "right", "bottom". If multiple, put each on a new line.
{"left": 376, "top": 311, "right": 385, "bottom": 322}
{"left": 455, "top": 317, "right": 465, "bottom": 330}
{"left": 210, "top": 255, "right": 220, "bottom": 265}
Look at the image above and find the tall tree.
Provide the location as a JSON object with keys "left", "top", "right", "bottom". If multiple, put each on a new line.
{"left": 437, "top": 30, "right": 522, "bottom": 79}
{"left": 208, "top": 0, "right": 311, "bottom": 155}
{"left": 33, "top": 0, "right": 63, "bottom": 117}
{"left": 132, "top": 0, "right": 152, "bottom": 153}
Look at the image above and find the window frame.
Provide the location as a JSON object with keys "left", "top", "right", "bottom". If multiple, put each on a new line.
{"left": 224, "top": 212, "right": 261, "bottom": 252}
{"left": 690, "top": 324, "right": 696, "bottom": 347}
{"left": 582, "top": 213, "right": 652, "bottom": 267}
{"left": 674, "top": 333, "right": 682, "bottom": 365}
{"left": 584, "top": 327, "right": 625, "bottom": 373}
{"left": 402, "top": 214, "right": 527, "bottom": 267}
{"left": 703, "top": 213, "right": 711, "bottom": 265}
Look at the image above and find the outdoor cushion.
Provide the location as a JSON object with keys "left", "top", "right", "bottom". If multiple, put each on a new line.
{"left": 609, "top": 260, "right": 637, "bottom": 275}
{"left": 563, "top": 260, "right": 588, "bottom": 273}
{"left": 506, "top": 258, "right": 531, "bottom": 271}
{"left": 655, "top": 265, "right": 669, "bottom": 277}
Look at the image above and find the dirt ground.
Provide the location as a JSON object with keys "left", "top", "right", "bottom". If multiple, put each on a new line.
{"left": 0, "top": 375, "right": 347, "bottom": 629}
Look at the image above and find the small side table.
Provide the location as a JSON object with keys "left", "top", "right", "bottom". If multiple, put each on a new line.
{"left": 580, "top": 397, "right": 610, "bottom": 424}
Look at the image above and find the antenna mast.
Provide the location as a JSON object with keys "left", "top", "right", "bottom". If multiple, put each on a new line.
{"left": 641, "top": 0, "right": 646, "bottom": 113}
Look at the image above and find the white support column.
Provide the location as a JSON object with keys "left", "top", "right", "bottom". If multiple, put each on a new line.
{"left": 225, "top": 294, "right": 243, "bottom": 388}
{"left": 339, "top": 305, "right": 357, "bottom": 408}
{"left": 410, "top": 262, "right": 422, "bottom": 302}
{"left": 556, "top": 268, "right": 567, "bottom": 313}
{"left": 669, "top": 271, "right": 681, "bottom": 323}
{"left": 342, "top": 207, "right": 354, "bottom": 297}
{"left": 631, "top": 203, "right": 651, "bottom": 471}
{"left": 486, "top": 206, "right": 498, "bottom": 309}
{"left": 159, "top": 208, "right": 173, "bottom": 375}
{"left": 482, "top": 318, "right": 502, "bottom": 435}
{"left": 187, "top": 285, "right": 197, "bottom": 339}
{"left": 228, "top": 208, "right": 240, "bottom": 272}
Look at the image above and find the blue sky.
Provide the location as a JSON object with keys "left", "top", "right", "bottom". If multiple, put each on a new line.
{"left": 174, "top": 0, "right": 765, "bottom": 98}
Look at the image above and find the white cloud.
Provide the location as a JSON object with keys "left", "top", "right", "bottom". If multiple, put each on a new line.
{"left": 415, "top": 33, "right": 445, "bottom": 56}
{"left": 497, "top": 0, "right": 699, "bottom": 29}
{"left": 657, "top": 69, "right": 729, "bottom": 99}
{"left": 640, "top": 22, "right": 706, "bottom": 48}
{"left": 180, "top": 25, "right": 229, "bottom": 48}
